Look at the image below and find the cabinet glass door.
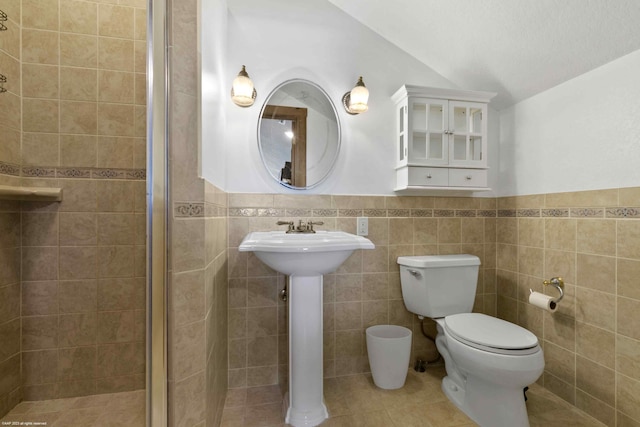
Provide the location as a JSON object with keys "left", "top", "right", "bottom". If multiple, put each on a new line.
{"left": 397, "top": 105, "right": 407, "bottom": 166}
{"left": 449, "top": 101, "right": 485, "bottom": 166}
{"left": 409, "top": 98, "right": 447, "bottom": 165}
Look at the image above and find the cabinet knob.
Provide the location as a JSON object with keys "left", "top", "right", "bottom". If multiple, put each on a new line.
{"left": 466, "top": 176, "right": 472, "bottom": 180}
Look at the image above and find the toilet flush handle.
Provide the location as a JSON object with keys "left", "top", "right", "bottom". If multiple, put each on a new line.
{"left": 408, "top": 269, "right": 421, "bottom": 278}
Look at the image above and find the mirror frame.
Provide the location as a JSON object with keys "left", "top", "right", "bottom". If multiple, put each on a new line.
{"left": 257, "top": 79, "right": 341, "bottom": 190}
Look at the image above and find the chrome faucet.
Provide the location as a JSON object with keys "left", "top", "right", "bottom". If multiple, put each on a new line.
{"left": 276, "top": 219, "right": 324, "bottom": 233}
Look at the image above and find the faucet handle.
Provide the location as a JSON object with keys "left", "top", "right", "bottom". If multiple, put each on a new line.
{"left": 307, "top": 221, "right": 324, "bottom": 232}
{"left": 276, "top": 220, "right": 295, "bottom": 232}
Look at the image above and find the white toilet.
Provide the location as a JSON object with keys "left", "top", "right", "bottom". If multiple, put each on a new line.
{"left": 397, "top": 254, "right": 544, "bottom": 427}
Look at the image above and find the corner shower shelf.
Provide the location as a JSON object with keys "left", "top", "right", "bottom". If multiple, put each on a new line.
{"left": 0, "top": 185, "right": 63, "bottom": 202}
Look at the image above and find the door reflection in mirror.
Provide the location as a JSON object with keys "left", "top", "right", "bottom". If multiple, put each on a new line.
{"left": 261, "top": 105, "right": 307, "bottom": 187}
{"left": 258, "top": 80, "right": 340, "bottom": 190}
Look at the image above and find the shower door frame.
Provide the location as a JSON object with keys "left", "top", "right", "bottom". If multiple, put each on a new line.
{"left": 147, "top": 0, "right": 168, "bottom": 425}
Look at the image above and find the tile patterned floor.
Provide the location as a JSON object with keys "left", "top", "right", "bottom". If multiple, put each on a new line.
{"left": 221, "top": 367, "right": 606, "bottom": 427}
{"left": 0, "top": 390, "right": 145, "bottom": 427}
{"left": 0, "top": 373, "right": 607, "bottom": 427}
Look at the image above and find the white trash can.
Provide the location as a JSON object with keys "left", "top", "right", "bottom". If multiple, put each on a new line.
{"left": 366, "top": 325, "right": 412, "bottom": 389}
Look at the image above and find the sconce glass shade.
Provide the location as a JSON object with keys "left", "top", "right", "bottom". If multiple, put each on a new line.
{"left": 231, "top": 65, "right": 257, "bottom": 107}
{"left": 342, "top": 76, "right": 369, "bottom": 115}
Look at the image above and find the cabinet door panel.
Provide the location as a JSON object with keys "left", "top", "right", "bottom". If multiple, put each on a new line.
{"left": 448, "top": 101, "right": 487, "bottom": 167}
{"left": 408, "top": 98, "right": 448, "bottom": 165}
{"left": 413, "top": 132, "right": 427, "bottom": 158}
{"left": 452, "top": 135, "right": 467, "bottom": 161}
{"left": 397, "top": 104, "right": 407, "bottom": 166}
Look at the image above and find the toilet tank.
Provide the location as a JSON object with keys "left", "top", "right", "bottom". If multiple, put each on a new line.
{"left": 397, "top": 254, "right": 480, "bottom": 318}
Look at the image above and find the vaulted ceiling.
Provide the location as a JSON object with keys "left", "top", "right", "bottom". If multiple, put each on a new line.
{"left": 328, "top": 0, "right": 640, "bottom": 109}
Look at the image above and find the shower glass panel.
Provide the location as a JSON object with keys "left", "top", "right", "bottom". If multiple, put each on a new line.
{"left": 0, "top": 0, "right": 151, "bottom": 424}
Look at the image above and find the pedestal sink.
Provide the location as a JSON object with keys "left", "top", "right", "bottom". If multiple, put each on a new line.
{"left": 239, "top": 230, "right": 374, "bottom": 427}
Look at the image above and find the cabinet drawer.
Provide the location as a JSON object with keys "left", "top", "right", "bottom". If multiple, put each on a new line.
{"left": 448, "top": 169, "right": 487, "bottom": 187}
{"left": 407, "top": 167, "right": 448, "bottom": 186}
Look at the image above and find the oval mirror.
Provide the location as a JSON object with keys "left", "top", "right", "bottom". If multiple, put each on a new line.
{"left": 258, "top": 79, "right": 341, "bottom": 189}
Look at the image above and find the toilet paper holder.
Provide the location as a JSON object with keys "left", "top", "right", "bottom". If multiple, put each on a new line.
{"left": 531, "top": 277, "right": 564, "bottom": 304}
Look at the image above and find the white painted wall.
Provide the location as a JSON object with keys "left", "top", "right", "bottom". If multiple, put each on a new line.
{"left": 200, "top": 0, "right": 228, "bottom": 188}
{"left": 205, "top": 0, "right": 640, "bottom": 198}
{"left": 498, "top": 49, "right": 640, "bottom": 196}
{"left": 216, "top": 0, "right": 502, "bottom": 195}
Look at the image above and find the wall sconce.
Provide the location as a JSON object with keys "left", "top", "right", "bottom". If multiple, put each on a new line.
{"left": 231, "top": 65, "right": 257, "bottom": 107}
{"left": 342, "top": 76, "right": 369, "bottom": 115}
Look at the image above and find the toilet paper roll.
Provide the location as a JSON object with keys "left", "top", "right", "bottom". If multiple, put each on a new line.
{"left": 528, "top": 291, "right": 558, "bottom": 312}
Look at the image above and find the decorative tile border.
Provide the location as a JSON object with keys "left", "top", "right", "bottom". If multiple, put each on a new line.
{"left": 313, "top": 209, "right": 337, "bottom": 217}
{"left": 126, "top": 169, "right": 146, "bottom": 180}
{"left": 175, "top": 202, "right": 205, "bottom": 217}
{"left": 57, "top": 168, "right": 92, "bottom": 179}
{"left": 571, "top": 208, "right": 604, "bottom": 218}
{"left": 606, "top": 207, "right": 640, "bottom": 218}
{"left": 517, "top": 209, "right": 541, "bottom": 217}
{"left": 0, "top": 161, "right": 20, "bottom": 176}
{"left": 0, "top": 164, "right": 146, "bottom": 181}
{"left": 229, "top": 208, "right": 257, "bottom": 217}
{"left": 497, "top": 207, "right": 640, "bottom": 219}
{"left": 338, "top": 209, "right": 363, "bottom": 217}
{"left": 226, "top": 203, "right": 640, "bottom": 222}
{"left": 257, "top": 208, "right": 285, "bottom": 217}
{"left": 411, "top": 209, "right": 433, "bottom": 217}
{"left": 478, "top": 210, "right": 497, "bottom": 217}
{"left": 175, "top": 202, "right": 227, "bottom": 218}
{"left": 22, "top": 167, "right": 56, "bottom": 178}
{"left": 434, "top": 209, "right": 454, "bottom": 217}
{"left": 387, "top": 209, "right": 410, "bottom": 217}
{"left": 455, "top": 209, "right": 476, "bottom": 217}
{"left": 541, "top": 209, "right": 569, "bottom": 217}
{"left": 364, "top": 209, "right": 387, "bottom": 217}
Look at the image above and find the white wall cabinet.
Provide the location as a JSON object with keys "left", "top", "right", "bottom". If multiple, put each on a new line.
{"left": 393, "top": 85, "right": 496, "bottom": 192}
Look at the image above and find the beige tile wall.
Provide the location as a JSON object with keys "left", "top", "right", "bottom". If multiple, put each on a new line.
{"left": 227, "top": 194, "right": 498, "bottom": 389}
{"left": 17, "top": 178, "right": 147, "bottom": 401}
{"left": 0, "top": 0, "right": 21, "bottom": 187}
{"left": 167, "top": 0, "right": 228, "bottom": 425}
{"left": 495, "top": 188, "right": 640, "bottom": 427}
{"left": 169, "top": 187, "right": 229, "bottom": 427}
{"left": 0, "top": 201, "right": 22, "bottom": 419}
{"left": 0, "top": 5, "right": 22, "bottom": 419}
{"left": 19, "top": 0, "right": 147, "bottom": 172}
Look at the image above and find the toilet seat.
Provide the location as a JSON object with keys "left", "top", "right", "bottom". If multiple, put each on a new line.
{"left": 444, "top": 313, "right": 540, "bottom": 355}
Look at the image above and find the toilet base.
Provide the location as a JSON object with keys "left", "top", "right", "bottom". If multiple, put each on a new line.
{"left": 441, "top": 374, "right": 531, "bottom": 427}
{"left": 441, "top": 375, "right": 466, "bottom": 408}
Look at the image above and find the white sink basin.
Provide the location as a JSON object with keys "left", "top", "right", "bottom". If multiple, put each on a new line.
{"left": 239, "top": 230, "right": 374, "bottom": 275}
{"left": 238, "top": 230, "right": 374, "bottom": 426}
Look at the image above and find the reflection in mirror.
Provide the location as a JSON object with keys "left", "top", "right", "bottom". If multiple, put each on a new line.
{"left": 258, "top": 80, "right": 340, "bottom": 189}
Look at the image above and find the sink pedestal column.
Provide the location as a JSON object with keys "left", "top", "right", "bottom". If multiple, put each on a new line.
{"left": 285, "top": 275, "right": 328, "bottom": 427}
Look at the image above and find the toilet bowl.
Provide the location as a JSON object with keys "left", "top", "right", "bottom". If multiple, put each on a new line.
{"left": 435, "top": 315, "right": 544, "bottom": 427}
{"left": 397, "top": 255, "right": 544, "bottom": 427}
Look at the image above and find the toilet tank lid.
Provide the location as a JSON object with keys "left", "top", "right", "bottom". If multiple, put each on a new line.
{"left": 397, "top": 254, "right": 481, "bottom": 268}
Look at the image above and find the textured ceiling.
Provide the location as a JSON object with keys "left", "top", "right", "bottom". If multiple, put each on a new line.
{"left": 328, "top": 0, "right": 640, "bottom": 109}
